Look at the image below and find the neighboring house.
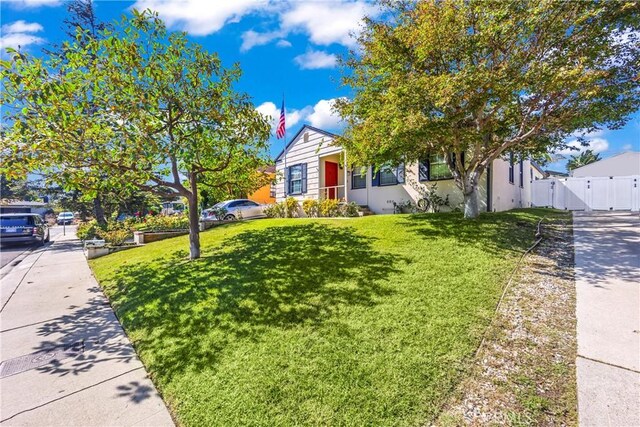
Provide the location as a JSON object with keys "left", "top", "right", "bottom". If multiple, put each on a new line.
{"left": 275, "top": 125, "right": 539, "bottom": 214}
{"left": 569, "top": 151, "right": 640, "bottom": 177}
{"left": 0, "top": 200, "right": 48, "bottom": 215}
{"left": 247, "top": 165, "right": 276, "bottom": 204}
{"left": 545, "top": 169, "right": 569, "bottom": 178}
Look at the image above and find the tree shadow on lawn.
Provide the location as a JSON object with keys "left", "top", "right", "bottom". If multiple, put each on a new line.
{"left": 108, "top": 223, "right": 400, "bottom": 382}
{"left": 400, "top": 209, "right": 554, "bottom": 256}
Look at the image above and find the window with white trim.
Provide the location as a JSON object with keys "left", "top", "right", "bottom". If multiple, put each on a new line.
{"left": 289, "top": 164, "right": 303, "bottom": 194}
{"left": 352, "top": 167, "right": 366, "bottom": 189}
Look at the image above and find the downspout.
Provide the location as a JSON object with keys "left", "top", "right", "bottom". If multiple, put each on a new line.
{"left": 344, "top": 150, "right": 348, "bottom": 202}
{"left": 487, "top": 165, "right": 492, "bottom": 212}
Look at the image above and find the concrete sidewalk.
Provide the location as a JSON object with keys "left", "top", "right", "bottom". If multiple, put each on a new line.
{"left": 0, "top": 231, "right": 174, "bottom": 426}
{"left": 574, "top": 212, "right": 640, "bottom": 426}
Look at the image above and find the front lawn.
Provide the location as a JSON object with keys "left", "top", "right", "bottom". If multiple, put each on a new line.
{"left": 91, "top": 209, "right": 555, "bottom": 426}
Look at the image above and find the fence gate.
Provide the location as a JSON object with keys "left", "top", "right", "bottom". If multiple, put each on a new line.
{"left": 531, "top": 175, "right": 640, "bottom": 212}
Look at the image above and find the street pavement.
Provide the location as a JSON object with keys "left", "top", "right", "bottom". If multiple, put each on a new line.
{"left": 0, "top": 226, "right": 69, "bottom": 270}
{"left": 0, "top": 227, "right": 174, "bottom": 426}
{"left": 573, "top": 212, "right": 640, "bottom": 426}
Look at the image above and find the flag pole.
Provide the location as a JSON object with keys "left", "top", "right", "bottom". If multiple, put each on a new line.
{"left": 283, "top": 94, "right": 286, "bottom": 198}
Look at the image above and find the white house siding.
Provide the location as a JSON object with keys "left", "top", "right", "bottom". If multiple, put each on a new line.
{"left": 490, "top": 158, "right": 535, "bottom": 211}
{"left": 347, "top": 162, "right": 488, "bottom": 214}
{"left": 275, "top": 127, "right": 341, "bottom": 203}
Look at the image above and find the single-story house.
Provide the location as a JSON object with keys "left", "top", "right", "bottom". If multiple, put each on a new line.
{"left": 275, "top": 125, "right": 542, "bottom": 214}
{"left": 0, "top": 200, "right": 48, "bottom": 215}
{"left": 570, "top": 151, "right": 640, "bottom": 177}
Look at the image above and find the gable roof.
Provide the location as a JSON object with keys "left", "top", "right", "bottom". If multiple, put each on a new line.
{"left": 275, "top": 125, "right": 339, "bottom": 162}
{"left": 530, "top": 160, "right": 546, "bottom": 176}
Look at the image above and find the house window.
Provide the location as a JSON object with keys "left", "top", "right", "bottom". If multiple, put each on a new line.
{"left": 288, "top": 164, "right": 304, "bottom": 194}
{"left": 270, "top": 183, "right": 276, "bottom": 198}
{"left": 508, "top": 153, "right": 515, "bottom": 184}
{"left": 373, "top": 162, "right": 405, "bottom": 186}
{"left": 420, "top": 154, "right": 454, "bottom": 181}
{"left": 519, "top": 159, "right": 524, "bottom": 188}
{"left": 351, "top": 167, "right": 366, "bottom": 189}
{"left": 380, "top": 165, "right": 397, "bottom": 186}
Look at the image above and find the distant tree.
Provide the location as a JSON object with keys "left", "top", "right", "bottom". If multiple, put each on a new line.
{"left": 0, "top": 175, "right": 41, "bottom": 201}
{"left": 1, "top": 10, "right": 271, "bottom": 259}
{"left": 42, "top": 0, "right": 112, "bottom": 225}
{"left": 566, "top": 149, "right": 602, "bottom": 171}
{"left": 335, "top": 0, "right": 640, "bottom": 218}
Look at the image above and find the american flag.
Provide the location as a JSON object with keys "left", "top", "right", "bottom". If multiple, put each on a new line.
{"left": 276, "top": 99, "right": 285, "bottom": 139}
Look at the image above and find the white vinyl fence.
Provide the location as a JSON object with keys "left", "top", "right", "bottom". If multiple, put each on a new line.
{"left": 532, "top": 176, "right": 640, "bottom": 211}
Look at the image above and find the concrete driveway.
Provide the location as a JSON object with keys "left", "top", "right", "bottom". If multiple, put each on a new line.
{"left": 574, "top": 212, "right": 640, "bottom": 426}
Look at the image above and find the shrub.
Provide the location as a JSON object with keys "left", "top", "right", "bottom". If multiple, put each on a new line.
{"left": 302, "top": 199, "right": 319, "bottom": 217}
{"left": 284, "top": 197, "right": 299, "bottom": 218}
{"left": 340, "top": 201, "right": 360, "bottom": 217}
{"left": 76, "top": 220, "right": 102, "bottom": 241}
{"left": 319, "top": 199, "right": 340, "bottom": 217}
{"left": 132, "top": 214, "right": 189, "bottom": 232}
{"left": 98, "top": 229, "right": 131, "bottom": 246}
{"left": 264, "top": 203, "right": 285, "bottom": 218}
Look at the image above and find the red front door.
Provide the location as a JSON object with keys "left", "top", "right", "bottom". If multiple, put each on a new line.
{"left": 325, "top": 161, "right": 338, "bottom": 199}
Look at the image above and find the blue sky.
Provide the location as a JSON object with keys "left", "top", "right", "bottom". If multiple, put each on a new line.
{"left": 1, "top": 0, "right": 638, "bottom": 169}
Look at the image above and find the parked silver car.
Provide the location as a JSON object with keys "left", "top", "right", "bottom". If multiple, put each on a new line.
{"left": 201, "top": 199, "right": 266, "bottom": 221}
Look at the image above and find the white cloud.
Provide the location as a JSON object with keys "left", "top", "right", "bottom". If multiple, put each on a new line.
{"left": 276, "top": 39, "right": 292, "bottom": 48}
{"left": 0, "top": 20, "right": 45, "bottom": 52}
{"left": 281, "top": 1, "right": 376, "bottom": 48}
{"left": 240, "top": 1, "right": 379, "bottom": 52}
{"left": 293, "top": 49, "right": 337, "bottom": 69}
{"left": 256, "top": 98, "right": 344, "bottom": 134}
{"left": 130, "top": 0, "right": 267, "bottom": 36}
{"left": 557, "top": 138, "right": 610, "bottom": 155}
{"left": 622, "top": 144, "right": 633, "bottom": 151}
{"left": 4, "top": 0, "right": 61, "bottom": 9}
{"left": 571, "top": 128, "right": 606, "bottom": 138}
{"left": 240, "top": 29, "right": 283, "bottom": 52}
{"left": 256, "top": 101, "right": 306, "bottom": 132}
{"left": 307, "top": 99, "right": 343, "bottom": 129}
{"left": 2, "top": 20, "right": 43, "bottom": 34}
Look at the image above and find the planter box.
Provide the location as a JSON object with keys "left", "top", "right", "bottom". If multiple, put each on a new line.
{"left": 200, "top": 219, "right": 236, "bottom": 231}
{"left": 84, "top": 243, "right": 137, "bottom": 260}
{"left": 133, "top": 230, "right": 188, "bottom": 244}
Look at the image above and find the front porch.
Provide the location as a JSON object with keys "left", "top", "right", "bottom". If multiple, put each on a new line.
{"left": 318, "top": 152, "right": 348, "bottom": 201}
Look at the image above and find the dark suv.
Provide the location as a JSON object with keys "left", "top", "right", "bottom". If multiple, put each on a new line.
{"left": 0, "top": 213, "right": 50, "bottom": 246}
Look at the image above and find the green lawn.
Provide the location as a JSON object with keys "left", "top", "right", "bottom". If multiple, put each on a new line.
{"left": 91, "top": 209, "right": 554, "bottom": 426}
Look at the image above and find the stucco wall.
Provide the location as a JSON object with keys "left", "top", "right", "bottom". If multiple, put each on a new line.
{"left": 347, "top": 162, "right": 488, "bottom": 214}
{"left": 490, "top": 158, "right": 536, "bottom": 211}
{"left": 571, "top": 152, "right": 640, "bottom": 177}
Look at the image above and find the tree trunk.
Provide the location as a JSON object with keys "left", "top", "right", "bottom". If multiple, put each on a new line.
{"left": 187, "top": 174, "right": 201, "bottom": 260}
{"left": 93, "top": 195, "right": 107, "bottom": 225}
{"left": 462, "top": 172, "right": 481, "bottom": 219}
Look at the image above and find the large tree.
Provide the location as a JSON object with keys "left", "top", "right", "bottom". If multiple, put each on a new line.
{"left": 1, "top": 10, "right": 271, "bottom": 259}
{"left": 335, "top": 0, "right": 640, "bottom": 218}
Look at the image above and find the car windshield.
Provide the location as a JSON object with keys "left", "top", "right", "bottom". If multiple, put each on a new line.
{"left": 0, "top": 216, "right": 35, "bottom": 227}
{"left": 59, "top": 213, "right": 73, "bottom": 217}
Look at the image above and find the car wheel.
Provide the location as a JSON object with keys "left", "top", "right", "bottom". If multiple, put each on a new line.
{"left": 223, "top": 214, "right": 236, "bottom": 221}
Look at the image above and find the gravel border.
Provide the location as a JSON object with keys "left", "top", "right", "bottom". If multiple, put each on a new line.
{"left": 435, "top": 214, "right": 577, "bottom": 426}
